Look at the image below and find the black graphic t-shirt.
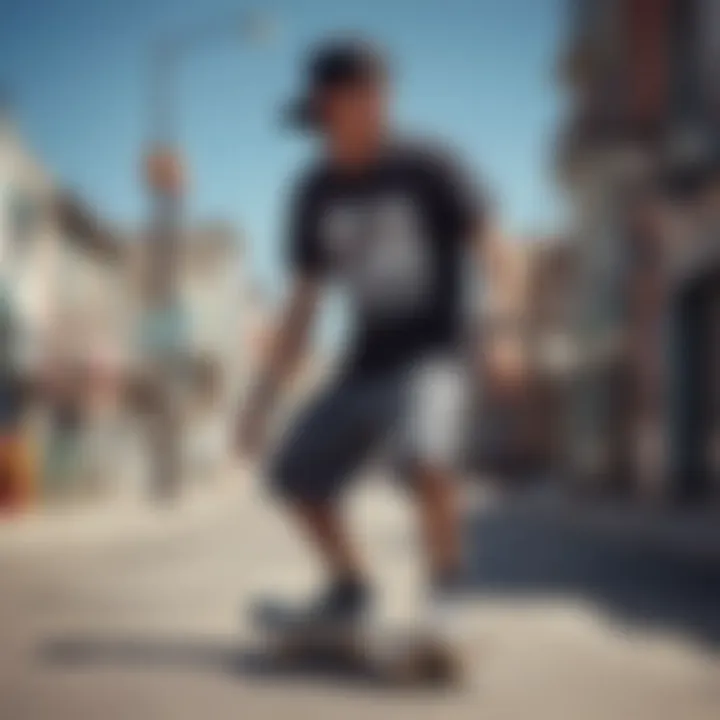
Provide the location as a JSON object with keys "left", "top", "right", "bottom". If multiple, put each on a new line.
{"left": 287, "top": 139, "right": 485, "bottom": 377}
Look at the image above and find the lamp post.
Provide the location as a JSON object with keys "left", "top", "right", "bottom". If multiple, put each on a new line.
{"left": 143, "top": 10, "right": 276, "bottom": 501}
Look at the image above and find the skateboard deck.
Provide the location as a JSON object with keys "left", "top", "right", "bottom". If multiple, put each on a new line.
{"left": 251, "top": 600, "right": 464, "bottom": 686}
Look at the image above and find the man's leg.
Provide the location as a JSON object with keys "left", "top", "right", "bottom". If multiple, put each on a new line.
{"left": 411, "top": 462, "right": 463, "bottom": 584}
{"left": 399, "top": 357, "right": 469, "bottom": 590}
{"left": 289, "top": 500, "right": 366, "bottom": 586}
{"left": 269, "top": 377, "right": 389, "bottom": 618}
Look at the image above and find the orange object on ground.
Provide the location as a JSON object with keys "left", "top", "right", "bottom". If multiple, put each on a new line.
{"left": 0, "top": 434, "right": 36, "bottom": 514}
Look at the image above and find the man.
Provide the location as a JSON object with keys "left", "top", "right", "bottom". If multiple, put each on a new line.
{"left": 238, "top": 38, "right": 488, "bottom": 625}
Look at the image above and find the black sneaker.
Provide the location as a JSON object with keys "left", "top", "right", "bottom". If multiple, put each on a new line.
{"left": 307, "top": 577, "right": 370, "bottom": 627}
{"left": 253, "top": 578, "right": 371, "bottom": 638}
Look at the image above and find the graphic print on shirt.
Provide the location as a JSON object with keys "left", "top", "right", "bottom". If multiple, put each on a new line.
{"left": 320, "top": 194, "right": 430, "bottom": 318}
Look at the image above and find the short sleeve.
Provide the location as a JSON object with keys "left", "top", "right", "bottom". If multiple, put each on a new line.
{"left": 427, "top": 147, "right": 490, "bottom": 242}
{"left": 285, "top": 174, "right": 327, "bottom": 279}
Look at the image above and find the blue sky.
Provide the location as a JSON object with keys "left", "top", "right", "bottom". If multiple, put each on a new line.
{"left": 1, "top": 0, "right": 566, "bottom": 296}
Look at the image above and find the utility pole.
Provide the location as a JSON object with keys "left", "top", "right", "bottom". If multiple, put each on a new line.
{"left": 142, "top": 11, "right": 277, "bottom": 501}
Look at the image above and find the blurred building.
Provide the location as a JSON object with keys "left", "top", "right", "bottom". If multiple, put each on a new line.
{"left": 476, "top": 232, "right": 581, "bottom": 479}
{"left": 125, "top": 221, "right": 255, "bottom": 487}
{"left": 0, "top": 112, "right": 131, "bottom": 504}
{"left": 524, "top": 237, "right": 582, "bottom": 474}
{"left": 129, "top": 222, "right": 248, "bottom": 389}
{"left": 1, "top": 112, "right": 267, "bottom": 505}
{"left": 474, "top": 231, "right": 530, "bottom": 475}
{"left": 0, "top": 117, "right": 122, "bottom": 365}
{"left": 557, "top": 0, "right": 720, "bottom": 502}
{"left": 178, "top": 223, "right": 249, "bottom": 483}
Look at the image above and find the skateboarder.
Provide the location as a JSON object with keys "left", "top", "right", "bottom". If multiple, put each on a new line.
{"left": 238, "top": 38, "right": 489, "bottom": 628}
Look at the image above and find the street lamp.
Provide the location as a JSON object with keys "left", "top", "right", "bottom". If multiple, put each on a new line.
{"left": 148, "top": 10, "right": 278, "bottom": 146}
{"left": 143, "top": 10, "right": 277, "bottom": 501}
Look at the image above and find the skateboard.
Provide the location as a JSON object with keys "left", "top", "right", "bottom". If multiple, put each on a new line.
{"left": 251, "top": 600, "right": 464, "bottom": 686}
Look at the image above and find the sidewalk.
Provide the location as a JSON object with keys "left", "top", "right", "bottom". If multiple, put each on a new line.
{"left": 0, "top": 465, "right": 250, "bottom": 555}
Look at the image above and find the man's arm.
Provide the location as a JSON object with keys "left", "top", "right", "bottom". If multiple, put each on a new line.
{"left": 237, "top": 275, "right": 321, "bottom": 457}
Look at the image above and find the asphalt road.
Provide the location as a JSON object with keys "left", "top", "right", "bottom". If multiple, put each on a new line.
{"left": 1, "top": 478, "right": 719, "bottom": 720}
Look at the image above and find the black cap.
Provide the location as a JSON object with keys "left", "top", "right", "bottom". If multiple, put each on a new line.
{"left": 283, "top": 39, "right": 388, "bottom": 130}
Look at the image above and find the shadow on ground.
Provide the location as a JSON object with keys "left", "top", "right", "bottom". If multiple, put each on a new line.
{"left": 39, "top": 635, "right": 460, "bottom": 694}
{"left": 462, "top": 500, "right": 720, "bottom": 650}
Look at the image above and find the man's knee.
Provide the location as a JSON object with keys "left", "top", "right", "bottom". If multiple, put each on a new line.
{"left": 267, "top": 439, "right": 339, "bottom": 504}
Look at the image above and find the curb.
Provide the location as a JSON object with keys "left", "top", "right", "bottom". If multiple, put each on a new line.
{"left": 511, "top": 489, "right": 720, "bottom": 564}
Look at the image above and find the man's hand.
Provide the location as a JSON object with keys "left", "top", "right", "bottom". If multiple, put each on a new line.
{"left": 235, "top": 277, "right": 319, "bottom": 462}
{"left": 236, "top": 370, "right": 278, "bottom": 461}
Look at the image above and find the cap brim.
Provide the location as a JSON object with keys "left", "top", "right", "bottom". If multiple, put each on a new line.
{"left": 281, "top": 97, "right": 318, "bottom": 130}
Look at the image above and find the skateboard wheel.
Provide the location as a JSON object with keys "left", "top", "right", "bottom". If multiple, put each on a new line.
{"left": 407, "top": 644, "right": 461, "bottom": 686}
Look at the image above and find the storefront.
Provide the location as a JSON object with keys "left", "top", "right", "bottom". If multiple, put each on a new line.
{"left": 668, "top": 251, "right": 720, "bottom": 502}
